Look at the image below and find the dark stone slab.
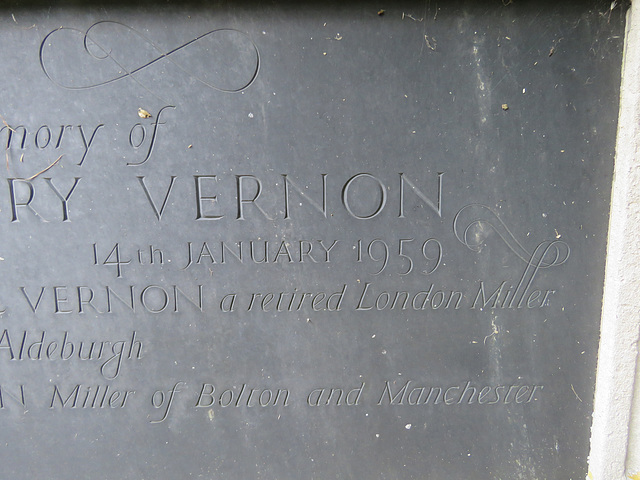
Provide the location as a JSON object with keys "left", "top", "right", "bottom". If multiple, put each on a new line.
{"left": 0, "top": 1, "right": 626, "bottom": 478}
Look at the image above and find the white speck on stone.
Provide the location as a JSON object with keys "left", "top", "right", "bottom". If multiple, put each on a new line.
{"left": 405, "top": 424, "right": 412, "bottom": 430}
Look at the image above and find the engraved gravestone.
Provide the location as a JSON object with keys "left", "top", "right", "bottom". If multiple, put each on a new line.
{"left": 0, "top": 1, "right": 626, "bottom": 478}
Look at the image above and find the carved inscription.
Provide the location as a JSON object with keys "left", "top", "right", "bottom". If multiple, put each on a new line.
{"left": 0, "top": 330, "right": 141, "bottom": 379}
{"left": 0, "top": 379, "right": 543, "bottom": 420}
{"left": 0, "top": 96, "right": 568, "bottom": 425}
{"left": 1, "top": 14, "right": 612, "bottom": 480}
{"left": 377, "top": 380, "right": 543, "bottom": 406}
{"left": 12, "top": 280, "right": 559, "bottom": 315}
{"left": 1, "top": 123, "right": 103, "bottom": 166}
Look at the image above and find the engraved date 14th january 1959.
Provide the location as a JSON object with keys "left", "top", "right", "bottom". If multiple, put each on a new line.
{"left": 91, "top": 237, "right": 444, "bottom": 277}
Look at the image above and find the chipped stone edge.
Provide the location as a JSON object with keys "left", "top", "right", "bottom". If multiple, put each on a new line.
{"left": 588, "top": 2, "right": 640, "bottom": 479}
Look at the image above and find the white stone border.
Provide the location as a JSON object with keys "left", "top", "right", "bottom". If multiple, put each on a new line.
{"left": 588, "top": 2, "right": 640, "bottom": 479}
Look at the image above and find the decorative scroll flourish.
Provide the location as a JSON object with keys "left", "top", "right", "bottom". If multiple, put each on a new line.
{"left": 39, "top": 21, "right": 260, "bottom": 93}
{"left": 453, "top": 204, "right": 570, "bottom": 268}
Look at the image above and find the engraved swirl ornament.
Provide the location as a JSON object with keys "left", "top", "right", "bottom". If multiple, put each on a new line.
{"left": 39, "top": 21, "right": 260, "bottom": 93}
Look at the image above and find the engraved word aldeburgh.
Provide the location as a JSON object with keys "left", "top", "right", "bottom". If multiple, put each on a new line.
{"left": 0, "top": 329, "right": 142, "bottom": 380}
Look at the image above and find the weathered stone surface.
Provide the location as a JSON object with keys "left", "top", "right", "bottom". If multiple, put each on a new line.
{"left": 0, "top": 1, "right": 626, "bottom": 478}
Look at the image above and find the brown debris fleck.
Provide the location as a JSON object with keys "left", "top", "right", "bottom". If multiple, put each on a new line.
{"left": 24, "top": 155, "right": 63, "bottom": 181}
